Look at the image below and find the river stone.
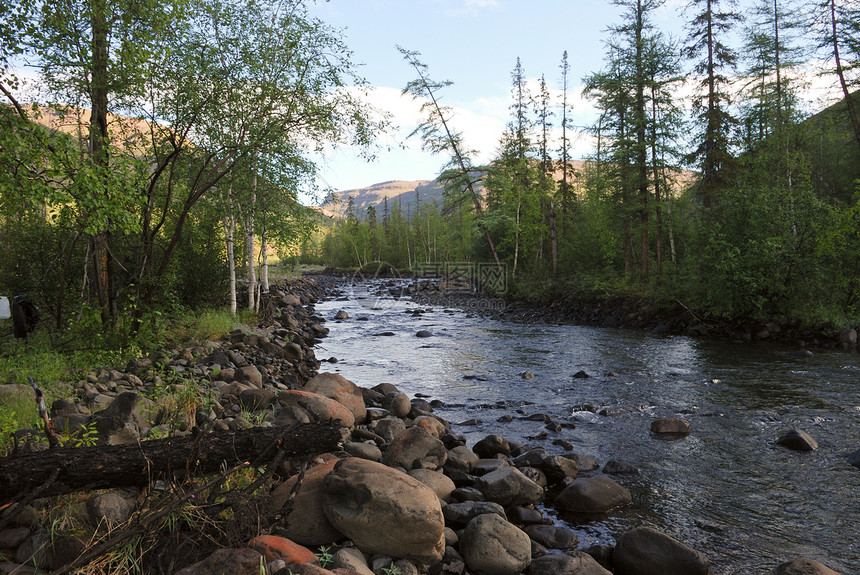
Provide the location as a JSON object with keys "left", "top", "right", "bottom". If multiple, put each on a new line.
{"left": 236, "top": 365, "right": 263, "bottom": 388}
{"left": 86, "top": 489, "right": 137, "bottom": 526}
{"left": 334, "top": 310, "right": 348, "bottom": 320}
{"left": 332, "top": 548, "right": 374, "bottom": 575}
{"left": 248, "top": 534, "right": 316, "bottom": 564}
{"left": 372, "top": 383, "right": 400, "bottom": 396}
{"left": 475, "top": 467, "right": 544, "bottom": 506}
{"left": 771, "top": 557, "right": 840, "bottom": 575}
{"left": 519, "top": 466, "right": 548, "bottom": 488}
{"left": 322, "top": 458, "right": 445, "bottom": 563}
{"left": 777, "top": 429, "right": 819, "bottom": 451}
{"left": 409, "top": 469, "right": 457, "bottom": 503}
{"left": 382, "top": 392, "right": 412, "bottom": 418}
{"left": 613, "top": 526, "right": 711, "bottom": 575}
{"left": 173, "top": 548, "right": 265, "bottom": 575}
{"left": 374, "top": 417, "right": 407, "bottom": 443}
{"left": 45, "top": 535, "right": 87, "bottom": 571}
{"left": 554, "top": 475, "right": 632, "bottom": 514}
{"left": 541, "top": 454, "right": 579, "bottom": 483}
{"left": 278, "top": 390, "right": 355, "bottom": 428}
{"left": 284, "top": 342, "right": 303, "bottom": 363}
{"left": 238, "top": 388, "right": 277, "bottom": 411}
{"left": 382, "top": 425, "right": 448, "bottom": 471}
{"left": 528, "top": 551, "right": 612, "bottom": 575}
{"left": 271, "top": 459, "right": 342, "bottom": 546}
{"left": 524, "top": 524, "right": 578, "bottom": 550}
{"left": 15, "top": 532, "right": 49, "bottom": 567}
{"left": 442, "top": 501, "right": 507, "bottom": 527}
{"left": 413, "top": 415, "right": 447, "bottom": 438}
{"left": 445, "top": 446, "right": 479, "bottom": 473}
{"left": 0, "top": 527, "right": 30, "bottom": 549}
{"left": 650, "top": 417, "right": 691, "bottom": 435}
{"left": 460, "top": 513, "right": 531, "bottom": 575}
{"left": 508, "top": 506, "right": 544, "bottom": 525}
{"left": 305, "top": 373, "right": 367, "bottom": 424}
{"left": 473, "top": 434, "right": 511, "bottom": 458}
{"left": 848, "top": 448, "right": 860, "bottom": 469}
{"left": 343, "top": 440, "right": 383, "bottom": 461}
{"left": 513, "top": 448, "right": 550, "bottom": 468}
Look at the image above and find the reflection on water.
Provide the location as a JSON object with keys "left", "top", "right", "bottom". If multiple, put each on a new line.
{"left": 315, "top": 282, "right": 860, "bottom": 574}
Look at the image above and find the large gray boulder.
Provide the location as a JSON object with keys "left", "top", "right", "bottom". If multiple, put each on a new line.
{"left": 460, "top": 513, "right": 531, "bottom": 575}
{"left": 771, "top": 557, "right": 841, "bottom": 575}
{"left": 374, "top": 417, "right": 408, "bottom": 443}
{"left": 445, "top": 445, "right": 479, "bottom": 473}
{"left": 554, "top": 475, "right": 631, "bottom": 514}
{"left": 475, "top": 467, "right": 544, "bottom": 506}
{"left": 382, "top": 425, "right": 448, "bottom": 471}
{"left": 613, "top": 526, "right": 711, "bottom": 575}
{"left": 528, "top": 552, "right": 612, "bottom": 575}
{"left": 270, "top": 459, "right": 342, "bottom": 546}
{"left": 322, "top": 458, "right": 445, "bottom": 563}
{"left": 304, "top": 372, "right": 367, "bottom": 424}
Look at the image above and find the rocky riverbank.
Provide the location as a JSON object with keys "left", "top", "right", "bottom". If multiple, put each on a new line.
{"left": 0, "top": 276, "right": 846, "bottom": 575}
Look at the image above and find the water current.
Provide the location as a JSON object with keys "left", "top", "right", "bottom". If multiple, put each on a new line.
{"left": 311, "top": 279, "right": 859, "bottom": 574}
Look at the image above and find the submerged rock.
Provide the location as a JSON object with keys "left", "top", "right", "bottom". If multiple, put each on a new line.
{"left": 777, "top": 429, "right": 819, "bottom": 451}
{"left": 613, "top": 526, "right": 711, "bottom": 575}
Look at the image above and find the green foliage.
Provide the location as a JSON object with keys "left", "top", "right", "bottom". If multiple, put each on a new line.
{"left": 315, "top": 545, "right": 333, "bottom": 568}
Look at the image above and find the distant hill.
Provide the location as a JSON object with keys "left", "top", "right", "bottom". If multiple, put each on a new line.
{"left": 317, "top": 160, "right": 593, "bottom": 219}
{"left": 800, "top": 90, "right": 860, "bottom": 202}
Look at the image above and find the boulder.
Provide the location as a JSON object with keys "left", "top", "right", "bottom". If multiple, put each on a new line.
{"left": 332, "top": 547, "right": 375, "bottom": 575}
{"left": 777, "top": 429, "right": 819, "bottom": 451}
{"left": 278, "top": 390, "right": 355, "bottom": 429}
{"left": 86, "top": 489, "right": 137, "bottom": 526}
{"left": 603, "top": 460, "right": 640, "bottom": 475}
{"left": 382, "top": 426, "right": 448, "bottom": 471}
{"left": 460, "top": 514, "right": 531, "bottom": 575}
{"left": 613, "top": 526, "right": 711, "bottom": 575}
{"left": 408, "top": 469, "right": 457, "bottom": 503}
{"left": 343, "top": 441, "right": 382, "bottom": 461}
{"left": 475, "top": 467, "right": 544, "bottom": 507}
{"left": 554, "top": 475, "right": 632, "bottom": 514}
{"left": 236, "top": 365, "right": 263, "bottom": 388}
{"left": 445, "top": 446, "right": 479, "bottom": 473}
{"left": 374, "top": 417, "right": 407, "bottom": 443}
{"left": 523, "top": 524, "right": 578, "bottom": 550}
{"left": 382, "top": 392, "right": 412, "bottom": 418}
{"left": 173, "top": 548, "right": 265, "bottom": 575}
{"left": 239, "top": 388, "right": 277, "bottom": 411}
{"left": 248, "top": 535, "right": 316, "bottom": 564}
{"left": 271, "top": 459, "right": 342, "bottom": 546}
{"left": 528, "top": 552, "right": 612, "bottom": 575}
{"left": 540, "top": 455, "right": 579, "bottom": 484}
{"left": 771, "top": 557, "right": 841, "bottom": 575}
{"left": 848, "top": 448, "right": 860, "bottom": 469}
{"left": 441, "top": 501, "right": 506, "bottom": 527}
{"left": 412, "top": 415, "right": 447, "bottom": 438}
{"left": 304, "top": 373, "right": 367, "bottom": 424}
{"left": 650, "top": 418, "right": 691, "bottom": 436}
{"left": 473, "top": 434, "right": 511, "bottom": 458}
{"left": 322, "top": 458, "right": 445, "bottom": 563}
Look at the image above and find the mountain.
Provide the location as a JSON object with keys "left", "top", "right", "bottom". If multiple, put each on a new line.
{"left": 316, "top": 160, "right": 594, "bottom": 219}
{"left": 318, "top": 179, "right": 447, "bottom": 218}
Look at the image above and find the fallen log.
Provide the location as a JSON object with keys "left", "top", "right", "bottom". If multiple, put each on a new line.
{"left": 0, "top": 422, "right": 343, "bottom": 503}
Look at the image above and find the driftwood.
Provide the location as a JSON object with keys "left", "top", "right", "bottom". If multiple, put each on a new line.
{"left": 0, "top": 421, "right": 343, "bottom": 503}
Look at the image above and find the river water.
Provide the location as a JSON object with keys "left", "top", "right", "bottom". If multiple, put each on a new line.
{"left": 311, "top": 280, "right": 859, "bottom": 574}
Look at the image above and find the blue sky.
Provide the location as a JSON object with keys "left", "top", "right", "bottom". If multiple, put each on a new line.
{"left": 305, "top": 0, "right": 691, "bottom": 196}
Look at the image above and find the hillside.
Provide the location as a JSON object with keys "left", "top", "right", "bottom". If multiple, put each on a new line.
{"left": 317, "top": 160, "right": 593, "bottom": 219}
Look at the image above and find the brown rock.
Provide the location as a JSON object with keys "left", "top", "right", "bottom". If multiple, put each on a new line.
{"left": 305, "top": 373, "right": 367, "bottom": 424}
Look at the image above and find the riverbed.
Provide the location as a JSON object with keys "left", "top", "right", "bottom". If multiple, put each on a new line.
{"left": 312, "top": 279, "right": 859, "bottom": 574}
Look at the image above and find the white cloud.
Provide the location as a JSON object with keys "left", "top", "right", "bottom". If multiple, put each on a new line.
{"left": 444, "top": 0, "right": 502, "bottom": 18}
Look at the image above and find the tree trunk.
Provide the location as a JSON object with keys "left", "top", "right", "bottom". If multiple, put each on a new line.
{"left": 0, "top": 422, "right": 342, "bottom": 503}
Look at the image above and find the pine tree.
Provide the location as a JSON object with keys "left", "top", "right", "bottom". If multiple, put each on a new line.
{"left": 683, "top": 0, "right": 740, "bottom": 208}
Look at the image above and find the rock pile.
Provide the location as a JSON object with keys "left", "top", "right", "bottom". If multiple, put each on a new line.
{"left": 0, "top": 277, "right": 844, "bottom": 575}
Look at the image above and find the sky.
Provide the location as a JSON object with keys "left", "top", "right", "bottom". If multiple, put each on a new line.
{"left": 305, "top": 0, "right": 693, "bottom": 197}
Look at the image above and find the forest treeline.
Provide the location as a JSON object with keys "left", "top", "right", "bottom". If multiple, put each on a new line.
{"left": 315, "top": 0, "right": 860, "bottom": 329}
{"left": 1, "top": 0, "right": 859, "bottom": 349}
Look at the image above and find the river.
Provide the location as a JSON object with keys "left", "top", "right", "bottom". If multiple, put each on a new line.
{"left": 311, "top": 279, "right": 859, "bottom": 574}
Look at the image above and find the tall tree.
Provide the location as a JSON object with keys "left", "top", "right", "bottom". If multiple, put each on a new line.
{"left": 398, "top": 46, "right": 503, "bottom": 272}
{"left": 813, "top": 0, "right": 860, "bottom": 151}
{"left": 683, "top": 0, "right": 740, "bottom": 208}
